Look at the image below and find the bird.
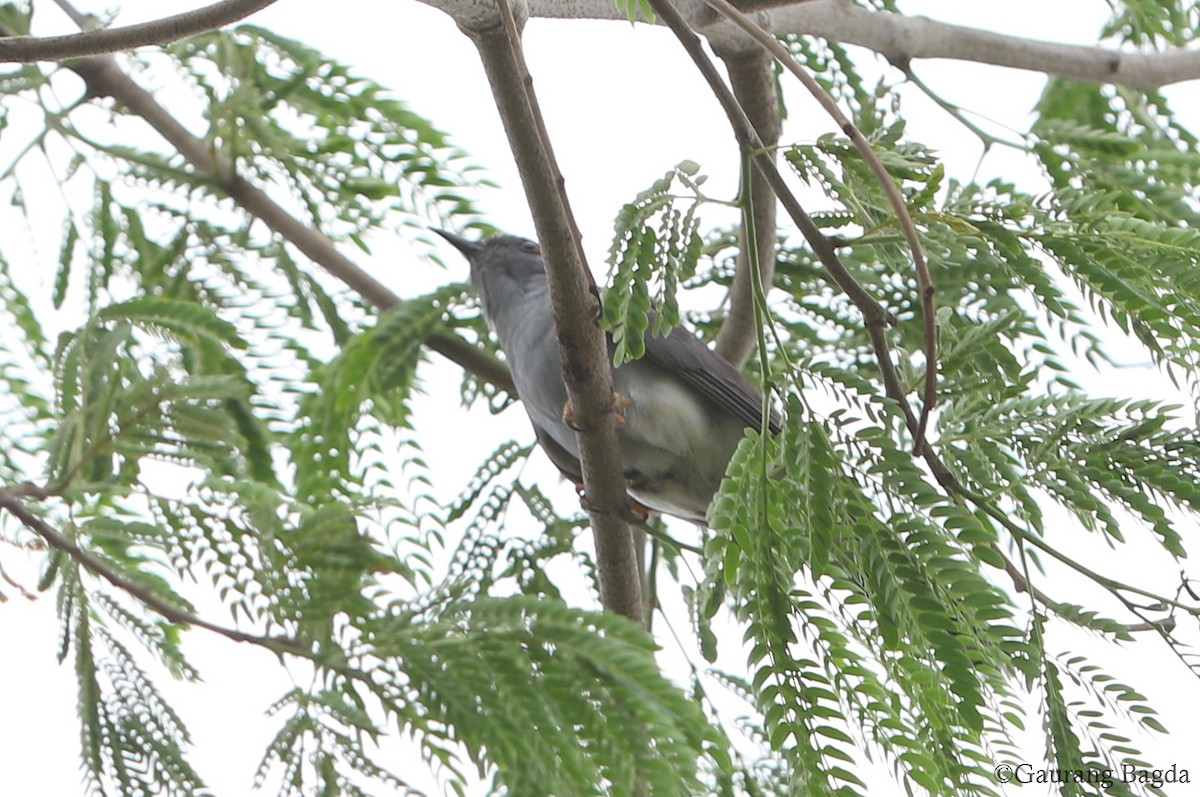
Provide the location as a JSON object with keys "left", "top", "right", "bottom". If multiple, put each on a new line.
{"left": 436, "top": 229, "right": 781, "bottom": 524}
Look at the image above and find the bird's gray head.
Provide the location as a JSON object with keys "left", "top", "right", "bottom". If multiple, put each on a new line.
{"left": 434, "top": 230, "right": 546, "bottom": 293}
{"left": 434, "top": 229, "right": 551, "bottom": 344}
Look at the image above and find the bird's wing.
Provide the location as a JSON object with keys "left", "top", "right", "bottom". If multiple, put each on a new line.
{"left": 641, "top": 316, "right": 782, "bottom": 434}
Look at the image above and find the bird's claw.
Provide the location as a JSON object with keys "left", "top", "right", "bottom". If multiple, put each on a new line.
{"left": 611, "top": 391, "right": 631, "bottom": 428}
{"left": 575, "top": 485, "right": 653, "bottom": 523}
{"left": 562, "top": 392, "right": 632, "bottom": 431}
{"left": 562, "top": 400, "right": 580, "bottom": 430}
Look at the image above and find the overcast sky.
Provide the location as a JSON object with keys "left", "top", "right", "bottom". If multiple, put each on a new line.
{"left": 2, "top": 1, "right": 1198, "bottom": 795}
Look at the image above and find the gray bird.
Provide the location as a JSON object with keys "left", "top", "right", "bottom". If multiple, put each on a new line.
{"left": 436, "top": 230, "right": 781, "bottom": 524}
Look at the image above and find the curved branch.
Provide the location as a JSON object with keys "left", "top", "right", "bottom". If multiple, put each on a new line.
{"left": 0, "top": 487, "right": 307, "bottom": 654}
{"left": 0, "top": 0, "right": 279, "bottom": 63}
{"left": 643, "top": 0, "right": 899, "bottom": 375}
{"left": 997, "top": 545, "right": 1172, "bottom": 636}
{"left": 701, "top": 0, "right": 937, "bottom": 453}
{"left": 55, "top": 51, "right": 514, "bottom": 393}
{"left": 975, "top": 496, "right": 1200, "bottom": 618}
{"left": 417, "top": 0, "right": 1200, "bottom": 90}
{"left": 8, "top": 6, "right": 515, "bottom": 394}
{"left": 900, "top": 63, "right": 1030, "bottom": 153}
{"left": 641, "top": 3, "right": 1190, "bottom": 641}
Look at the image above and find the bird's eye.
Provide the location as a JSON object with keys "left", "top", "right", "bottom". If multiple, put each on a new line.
{"left": 520, "top": 240, "right": 541, "bottom": 255}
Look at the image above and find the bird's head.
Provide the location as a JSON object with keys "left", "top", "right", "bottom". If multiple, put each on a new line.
{"left": 434, "top": 230, "right": 545, "bottom": 286}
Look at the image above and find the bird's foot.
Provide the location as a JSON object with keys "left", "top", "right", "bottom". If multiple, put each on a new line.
{"left": 563, "top": 400, "right": 580, "bottom": 430}
{"left": 611, "top": 391, "right": 631, "bottom": 428}
{"left": 626, "top": 496, "right": 652, "bottom": 521}
{"left": 575, "top": 485, "right": 653, "bottom": 523}
{"left": 562, "top": 391, "right": 632, "bottom": 431}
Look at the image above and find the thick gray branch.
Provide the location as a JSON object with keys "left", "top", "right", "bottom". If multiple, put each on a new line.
{"left": 423, "top": 0, "right": 1200, "bottom": 90}
{"left": 452, "top": 4, "right": 644, "bottom": 624}
{"left": 0, "top": 0, "right": 279, "bottom": 62}
{"left": 766, "top": 0, "right": 1200, "bottom": 91}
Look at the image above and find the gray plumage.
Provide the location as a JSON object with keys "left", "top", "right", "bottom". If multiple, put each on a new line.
{"left": 436, "top": 230, "right": 780, "bottom": 524}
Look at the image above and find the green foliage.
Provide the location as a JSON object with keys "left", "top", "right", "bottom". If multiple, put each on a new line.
{"left": 603, "top": 160, "right": 707, "bottom": 364}
{"left": 46, "top": 299, "right": 264, "bottom": 490}
{"left": 61, "top": 561, "right": 210, "bottom": 797}
{"left": 166, "top": 26, "right": 486, "bottom": 243}
{"left": 1100, "top": 0, "right": 1200, "bottom": 46}
{"left": 0, "top": 254, "right": 53, "bottom": 481}
{"left": 705, "top": 404, "right": 1025, "bottom": 796}
{"left": 613, "top": 0, "right": 656, "bottom": 24}
{"left": 686, "top": 16, "right": 1200, "bottom": 796}
{"left": 780, "top": 35, "right": 872, "bottom": 129}
{"left": 436, "top": 439, "right": 593, "bottom": 604}
{"left": 940, "top": 395, "right": 1199, "bottom": 556}
{"left": 363, "top": 597, "right": 714, "bottom": 796}
{"left": 289, "top": 284, "right": 462, "bottom": 502}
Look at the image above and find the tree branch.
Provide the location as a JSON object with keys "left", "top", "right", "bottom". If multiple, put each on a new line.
{"left": 644, "top": 0, "right": 901, "bottom": 383}
{"left": 504, "top": 0, "right": 1200, "bottom": 90}
{"left": 701, "top": 0, "right": 938, "bottom": 455}
{"left": 996, "top": 546, "right": 1173, "bottom": 636}
{"left": 765, "top": 0, "right": 1200, "bottom": 91}
{"left": 17, "top": 0, "right": 1191, "bottom": 99}
{"left": 52, "top": 50, "right": 514, "bottom": 394}
{"left": 0, "top": 0, "right": 279, "bottom": 62}
{"left": 0, "top": 486, "right": 308, "bottom": 654}
{"left": 450, "top": 2, "right": 644, "bottom": 624}
{"left": 640, "top": 2, "right": 1191, "bottom": 642}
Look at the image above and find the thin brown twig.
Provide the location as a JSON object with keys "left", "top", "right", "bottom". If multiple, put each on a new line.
{"left": 1183, "top": 572, "right": 1200, "bottom": 603}
{"left": 33, "top": 38, "right": 513, "bottom": 393}
{"left": 0, "top": 0, "right": 279, "bottom": 62}
{"left": 0, "top": 558, "right": 36, "bottom": 600}
{"left": 645, "top": 1, "right": 899, "bottom": 370}
{"left": 648, "top": 0, "right": 1191, "bottom": 640}
{"left": 0, "top": 488, "right": 308, "bottom": 654}
{"left": 963, "top": 485, "right": 1200, "bottom": 619}
{"left": 898, "top": 62, "right": 1028, "bottom": 153}
{"left": 698, "top": 0, "right": 938, "bottom": 455}
{"left": 652, "top": 8, "right": 859, "bottom": 309}
{"left": 50, "top": 0, "right": 92, "bottom": 27}
{"left": 997, "top": 546, "right": 1172, "bottom": 635}
{"left": 1010, "top": 528, "right": 1191, "bottom": 676}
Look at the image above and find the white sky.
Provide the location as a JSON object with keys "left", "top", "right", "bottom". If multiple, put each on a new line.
{"left": 1, "top": 1, "right": 1199, "bottom": 795}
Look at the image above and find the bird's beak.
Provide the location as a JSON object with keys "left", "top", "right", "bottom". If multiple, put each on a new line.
{"left": 433, "top": 228, "right": 482, "bottom": 258}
